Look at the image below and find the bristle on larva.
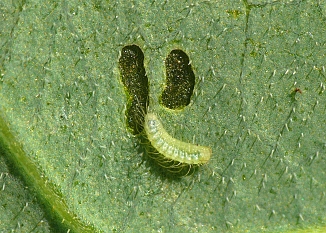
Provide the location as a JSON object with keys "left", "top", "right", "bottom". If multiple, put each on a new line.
{"left": 144, "top": 113, "right": 212, "bottom": 165}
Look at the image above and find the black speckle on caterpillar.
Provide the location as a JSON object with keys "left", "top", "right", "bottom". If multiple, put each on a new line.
{"left": 118, "top": 45, "right": 149, "bottom": 135}
{"left": 160, "top": 49, "right": 195, "bottom": 110}
{"left": 144, "top": 113, "right": 212, "bottom": 165}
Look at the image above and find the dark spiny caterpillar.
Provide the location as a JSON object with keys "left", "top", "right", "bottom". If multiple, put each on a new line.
{"left": 118, "top": 45, "right": 149, "bottom": 135}
{"left": 161, "top": 49, "right": 195, "bottom": 109}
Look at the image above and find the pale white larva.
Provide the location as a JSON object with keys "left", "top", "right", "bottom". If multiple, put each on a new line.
{"left": 144, "top": 113, "right": 212, "bottom": 165}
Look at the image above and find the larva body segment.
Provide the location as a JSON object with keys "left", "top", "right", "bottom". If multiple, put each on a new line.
{"left": 144, "top": 113, "right": 212, "bottom": 165}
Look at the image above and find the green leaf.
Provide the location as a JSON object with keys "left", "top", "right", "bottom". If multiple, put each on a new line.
{"left": 1, "top": 0, "right": 326, "bottom": 232}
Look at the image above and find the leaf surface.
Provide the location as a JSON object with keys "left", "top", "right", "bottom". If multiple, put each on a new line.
{"left": 1, "top": 0, "right": 326, "bottom": 232}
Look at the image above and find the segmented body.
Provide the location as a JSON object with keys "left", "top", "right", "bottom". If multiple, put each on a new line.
{"left": 144, "top": 113, "right": 212, "bottom": 165}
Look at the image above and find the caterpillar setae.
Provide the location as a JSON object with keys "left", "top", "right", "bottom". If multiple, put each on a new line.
{"left": 144, "top": 113, "right": 212, "bottom": 165}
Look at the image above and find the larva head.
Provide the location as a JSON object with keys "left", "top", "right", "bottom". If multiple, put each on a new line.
{"left": 197, "top": 146, "right": 212, "bottom": 165}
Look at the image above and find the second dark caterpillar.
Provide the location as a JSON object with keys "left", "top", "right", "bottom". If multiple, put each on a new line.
{"left": 160, "top": 49, "right": 195, "bottom": 109}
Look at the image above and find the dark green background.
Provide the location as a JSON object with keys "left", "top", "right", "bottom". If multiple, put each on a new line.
{"left": 1, "top": 0, "right": 325, "bottom": 232}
